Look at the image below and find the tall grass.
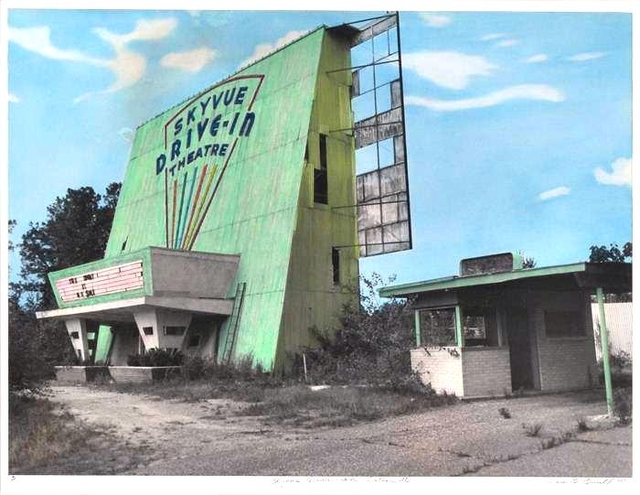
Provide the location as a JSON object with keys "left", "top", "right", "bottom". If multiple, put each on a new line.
{"left": 9, "top": 393, "right": 95, "bottom": 472}
{"left": 241, "top": 385, "right": 458, "bottom": 428}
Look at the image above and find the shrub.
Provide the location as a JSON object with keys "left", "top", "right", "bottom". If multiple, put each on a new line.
{"left": 295, "top": 274, "right": 417, "bottom": 390}
{"left": 8, "top": 300, "right": 55, "bottom": 393}
{"left": 498, "top": 407, "right": 511, "bottom": 419}
{"left": 181, "top": 354, "right": 207, "bottom": 380}
{"left": 523, "top": 423, "right": 543, "bottom": 437}
{"left": 597, "top": 350, "right": 632, "bottom": 387}
{"left": 613, "top": 388, "right": 632, "bottom": 425}
{"left": 126, "top": 348, "right": 183, "bottom": 367}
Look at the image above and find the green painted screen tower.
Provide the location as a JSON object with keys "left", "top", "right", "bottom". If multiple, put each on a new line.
{"left": 41, "top": 25, "right": 362, "bottom": 371}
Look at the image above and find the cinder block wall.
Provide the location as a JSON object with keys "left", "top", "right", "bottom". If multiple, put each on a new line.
{"left": 537, "top": 338, "right": 597, "bottom": 390}
{"left": 533, "top": 294, "right": 598, "bottom": 391}
{"left": 461, "top": 347, "right": 512, "bottom": 398}
{"left": 411, "top": 347, "right": 463, "bottom": 396}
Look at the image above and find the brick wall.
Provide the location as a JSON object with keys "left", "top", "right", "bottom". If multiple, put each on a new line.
{"left": 461, "top": 347, "right": 512, "bottom": 398}
{"left": 411, "top": 347, "right": 463, "bottom": 396}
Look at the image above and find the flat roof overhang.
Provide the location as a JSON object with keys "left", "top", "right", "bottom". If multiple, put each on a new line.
{"left": 379, "top": 262, "right": 632, "bottom": 298}
{"left": 35, "top": 296, "right": 234, "bottom": 325}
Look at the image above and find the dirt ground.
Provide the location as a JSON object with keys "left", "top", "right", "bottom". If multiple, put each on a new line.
{"left": 32, "top": 384, "right": 632, "bottom": 477}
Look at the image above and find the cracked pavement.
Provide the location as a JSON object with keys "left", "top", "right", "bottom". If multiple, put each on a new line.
{"left": 47, "top": 385, "right": 631, "bottom": 477}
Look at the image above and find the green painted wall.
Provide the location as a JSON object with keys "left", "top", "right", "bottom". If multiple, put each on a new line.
{"left": 276, "top": 31, "right": 359, "bottom": 368}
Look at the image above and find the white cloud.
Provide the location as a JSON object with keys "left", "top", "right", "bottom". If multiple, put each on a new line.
{"left": 405, "top": 84, "right": 565, "bottom": 112}
{"left": 9, "top": 19, "right": 177, "bottom": 103}
{"left": 568, "top": 52, "right": 606, "bottom": 62}
{"left": 525, "top": 54, "right": 548, "bottom": 64}
{"left": 539, "top": 186, "right": 570, "bottom": 201}
{"left": 94, "top": 18, "right": 177, "bottom": 47}
{"left": 118, "top": 127, "right": 134, "bottom": 142}
{"left": 74, "top": 19, "right": 177, "bottom": 102}
{"left": 8, "top": 25, "right": 104, "bottom": 64}
{"left": 240, "top": 30, "right": 308, "bottom": 68}
{"left": 594, "top": 157, "right": 632, "bottom": 187}
{"left": 496, "top": 39, "right": 519, "bottom": 48}
{"left": 481, "top": 33, "right": 507, "bottom": 41}
{"left": 161, "top": 47, "right": 217, "bottom": 73}
{"left": 8, "top": 93, "right": 20, "bottom": 103}
{"left": 402, "top": 51, "right": 497, "bottom": 90}
{"left": 419, "top": 13, "right": 452, "bottom": 28}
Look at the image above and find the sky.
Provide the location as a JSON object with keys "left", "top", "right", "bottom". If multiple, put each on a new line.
{"left": 3, "top": 3, "right": 634, "bottom": 287}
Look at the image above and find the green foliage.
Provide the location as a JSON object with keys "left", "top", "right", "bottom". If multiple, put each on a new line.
{"left": 8, "top": 184, "right": 120, "bottom": 392}
{"left": 242, "top": 385, "right": 458, "bottom": 428}
{"left": 126, "top": 348, "right": 184, "bottom": 367}
{"left": 523, "top": 422, "right": 543, "bottom": 437}
{"left": 588, "top": 242, "right": 632, "bottom": 263}
{"left": 596, "top": 350, "right": 632, "bottom": 388}
{"left": 298, "top": 274, "right": 422, "bottom": 391}
{"left": 613, "top": 388, "right": 632, "bottom": 425}
{"left": 8, "top": 299, "right": 54, "bottom": 393}
{"left": 17, "top": 183, "right": 121, "bottom": 309}
{"left": 498, "top": 407, "right": 511, "bottom": 419}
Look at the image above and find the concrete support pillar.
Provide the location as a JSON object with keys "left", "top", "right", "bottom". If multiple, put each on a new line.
{"left": 64, "top": 318, "right": 90, "bottom": 362}
{"left": 133, "top": 309, "right": 192, "bottom": 351}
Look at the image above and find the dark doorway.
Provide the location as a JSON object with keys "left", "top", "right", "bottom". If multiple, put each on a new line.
{"left": 506, "top": 308, "right": 536, "bottom": 390}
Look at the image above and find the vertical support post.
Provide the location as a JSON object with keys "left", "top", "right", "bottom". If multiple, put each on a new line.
{"left": 414, "top": 309, "right": 421, "bottom": 347}
{"left": 455, "top": 305, "right": 464, "bottom": 347}
{"left": 596, "top": 287, "right": 613, "bottom": 415}
{"left": 64, "top": 318, "right": 90, "bottom": 363}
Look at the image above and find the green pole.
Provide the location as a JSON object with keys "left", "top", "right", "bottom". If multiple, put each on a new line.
{"left": 596, "top": 287, "right": 613, "bottom": 415}
{"left": 455, "top": 305, "right": 464, "bottom": 347}
{"left": 414, "top": 309, "right": 421, "bottom": 347}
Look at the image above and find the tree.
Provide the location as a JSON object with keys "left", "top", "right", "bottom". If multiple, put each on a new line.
{"left": 9, "top": 184, "right": 121, "bottom": 383}
{"left": 17, "top": 183, "right": 121, "bottom": 310}
{"left": 589, "top": 242, "right": 632, "bottom": 263}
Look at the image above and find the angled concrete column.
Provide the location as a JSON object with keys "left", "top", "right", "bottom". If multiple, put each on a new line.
{"left": 134, "top": 308, "right": 192, "bottom": 351}
{"left": 64, "top": 318, "right": 90, "bottom": 362}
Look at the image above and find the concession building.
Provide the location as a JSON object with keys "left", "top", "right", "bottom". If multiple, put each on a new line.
{"left": 379, "top": 253, "right": 632, "bottom": 400}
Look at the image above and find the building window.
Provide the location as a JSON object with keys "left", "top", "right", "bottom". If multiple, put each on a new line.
{"left": 314, "top": 134, "right": 328, "bottom": 204}
{"left": 418, "top": 308, "right": 456, "bottom": 346}
{"left": 188, "top": 334, "right": 201, "bottom": 348}
{"left": 143, "top": 326, "right": 154, "bottom": 336}
{"left": 332, "top": 247, "right": 340, "bottom": 286}
{"left": 463, "top": 315, "right": 486, "bottom": 340}
{"left": 70, "top": 331, "right": 80, "bottom": 339}
{"left": 164, "top": 326, "right": 186, "bottom": 336}
{"left": 545, "top": 310, "right": 584, "bottom": 338}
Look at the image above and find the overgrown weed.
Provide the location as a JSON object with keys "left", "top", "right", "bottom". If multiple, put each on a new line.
{"left": 9, "top": 393, "right": 96, "bottom": 472}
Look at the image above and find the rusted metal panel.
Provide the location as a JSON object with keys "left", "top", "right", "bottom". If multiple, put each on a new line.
{"left": 354, "top": 107, "right": 403, "bottom": 149}
{"left": 391, "top": 79, "right": 402, "bottom": 108}
{"left": 350, "top": 15, "right": 397, "bottom": 47}
{"left": 351, "top": 69, "right": 360, "bottom": 97}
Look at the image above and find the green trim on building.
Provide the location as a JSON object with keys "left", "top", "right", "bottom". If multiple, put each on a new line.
{"left": 379, "top": 263, "right": 589, "bottom": 298}
{"left": 48, "top": 247, "right": 154, "bottom": 309}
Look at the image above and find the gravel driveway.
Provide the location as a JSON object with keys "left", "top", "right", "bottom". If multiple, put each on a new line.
{"left": 45, "top": 385, "right": 631, "bottom": 477}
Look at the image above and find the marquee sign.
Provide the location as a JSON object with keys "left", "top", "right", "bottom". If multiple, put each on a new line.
{"left": 156, "top": 75, "right": 265, "bottom": 250}
{"left": 56, "top": 260, "right": 144, "bottom": 302}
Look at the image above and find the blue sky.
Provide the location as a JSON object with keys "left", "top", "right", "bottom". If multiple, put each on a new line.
{"left": 4, "top": 6, "right": 633, "bottom": 286}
